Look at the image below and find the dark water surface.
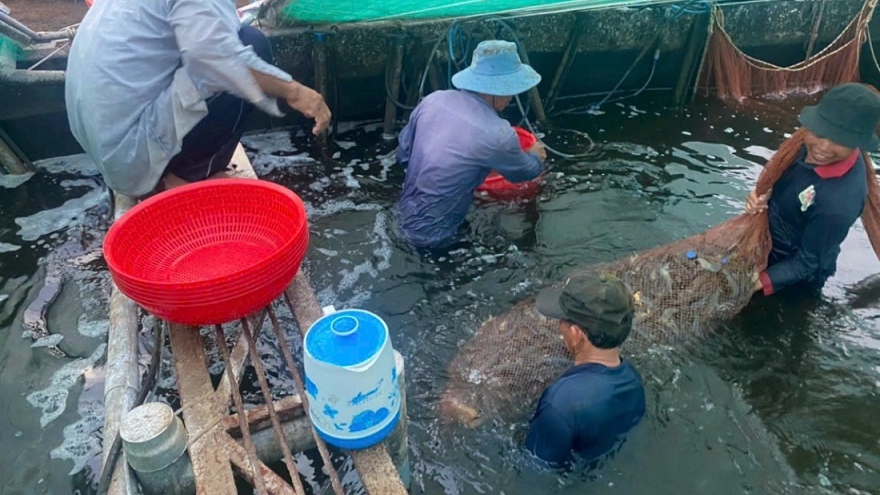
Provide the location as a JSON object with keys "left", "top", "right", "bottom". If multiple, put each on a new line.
{"left": 1, "top": 97, "right": 878, "bottom": 495}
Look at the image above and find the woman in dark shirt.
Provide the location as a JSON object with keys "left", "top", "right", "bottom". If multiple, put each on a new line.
{"left": 746, "top": 83, "right": 880, "bottom": 295}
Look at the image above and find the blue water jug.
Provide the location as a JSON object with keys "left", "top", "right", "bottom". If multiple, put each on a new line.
{"left": 303, "top": 306, "right": 401, "bottom": 449}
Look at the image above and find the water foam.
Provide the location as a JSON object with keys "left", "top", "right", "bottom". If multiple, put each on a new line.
{"left": 305, "top": 199, "right": 382, "bottom": 219}
{"left": 26, "top": 344, "right": 107, "bottom": 427}
{"left": 34, "top": 154, "right": 100, "bottom": 176}
{"left": 15, "top": 186, "right": 106, "bottom": 241}
{"left": 241, "top": 129, "right": 294, "bottom": 153}
{"left": 0, "top": 172, "right": 33, "bottom": 188}
{"left": 50, "top": 398, "right": 103, "bottom": 474}
{"left": 251, "top": 152, "right": 316, "bottom": 175}
{"left": 0, "top": 242, "right": 21, "bottom": 252}
{"left": 315, "top": 211, "right": 393, "bottom": 309}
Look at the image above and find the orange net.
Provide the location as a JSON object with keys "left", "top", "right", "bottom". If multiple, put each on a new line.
{"left": 441, "top": 92, "right": 880, "bottom": 427}
{"left": 699, "top": 0, "right": 876, "bottom": 101}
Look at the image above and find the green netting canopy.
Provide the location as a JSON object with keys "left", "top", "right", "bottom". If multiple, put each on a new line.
{"left": 279, "top": 0, "right": 603, "bottom": 24}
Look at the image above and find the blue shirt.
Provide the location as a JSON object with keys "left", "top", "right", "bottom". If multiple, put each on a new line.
{"left": 66, "top": 0, "right": 293, "bottom": 197}
{"left": 524, "top": 360, "right": 646, "bottom": 468}
{"left": 762, "top": 147, "right": 867, "bottom": 294}
{"left": 395, "top": 90, "right": 545, "bottom": 247}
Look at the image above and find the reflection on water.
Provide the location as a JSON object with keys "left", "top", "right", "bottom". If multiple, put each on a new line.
{"left": 0, "top": 96, "right": 878, "bottom": 495}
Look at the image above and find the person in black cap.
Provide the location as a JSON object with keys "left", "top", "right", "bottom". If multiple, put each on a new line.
{"left": 524, "top": 272, "right": 646, "bottom": 468}
{"left": 745, "top": 82, "right": 880, "bottom": 296}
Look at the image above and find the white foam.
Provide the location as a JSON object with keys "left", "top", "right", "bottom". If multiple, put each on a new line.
{"left": 0, "top": 172, "right": 33, "bottom": 188}
{"left": 50, "top": 395, "right": 104, "bottom": 475}
{"left": 34, "top": 154, "right": 100, "bottom": 176}
{"left": 305, "top": 199, "right": 382, "bottom": 219}
{"left": 0, "top": 242, "right": 20, "bottom": 252}
{"left": 15, "top": 186, "right": 105, "bottom": 241}
{"left": 339, "top": 166, "right": 361, "bottom": 190}
{"left": 77, "top": 316, "right": 109, "bottom": 339}
{"left": 241, "top": 129, "right": 294, "bottom": 153}
{"left": 250, "top": 153, "right": 316, "bottom": 175}
{"left": 371, "top": 149, "right": 397, "bottom": 182}
{"left": 314, "top": 212, "right": 393, "bottom": 309}
{"left": 335, "top": 140, "right": 357, "bottom": 150}
{"left": 309, "top": 176, "right": 332, "bottom": 192}
{"left": 31, "top": 334, "right": 64, "bottom": 348}
{"left": 26, "top": 344, "right": 107, "bottom": 427}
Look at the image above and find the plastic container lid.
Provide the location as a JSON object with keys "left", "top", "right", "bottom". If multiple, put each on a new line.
{"left": 305, "top": 309, "right": 388, "bottom": 367}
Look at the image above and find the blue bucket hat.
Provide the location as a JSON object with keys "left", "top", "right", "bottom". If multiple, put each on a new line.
{"left": 451, "top": 40, "right": 542, "bottom": 97}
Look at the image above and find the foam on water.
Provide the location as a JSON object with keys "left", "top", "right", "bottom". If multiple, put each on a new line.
{"left": 305, "top": 199, "right": 382, "bottom": 219}
{"left": 370, "top": 151, "right": 397, "bottom": 183}
{"left": 250, "top": 152, "right": 316, "bottom": 175}
{"left": 34, "top": 154, "right": 100, "bottom": 176}
{"left": 0, "top": 172, "right": 33, "bottom": 188}
{"left": 315, "top": 211, "right": 393, "bottom": 309}
{"left": 0, "top": 242, "right": 20, "bottom": 252}
{"left": 31, "top": 334, "right": 64, "bottom": 348}
{"left": 241, "top": 129, "right": 294, "bottom": 152}
{"left": 50, "top": 398, "right": 103, "bottom": 475}
{"left": 15, "top": 185, "right": 106, "bottom": 241}
{"left": 26, "top": 344, "right": 106, "bottom": 428}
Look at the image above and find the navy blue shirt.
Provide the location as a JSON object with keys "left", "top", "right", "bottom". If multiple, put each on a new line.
{"left": 761, "top": 147, "right": 867, "bottom": 294}
{"left": 523, "top": 359, "right": 646, "bottom": 468}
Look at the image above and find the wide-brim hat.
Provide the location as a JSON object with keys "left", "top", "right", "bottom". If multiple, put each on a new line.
{"left": 798, "top": 83, "right": 880, "bottom": 151}
{"left": 451, "top": 40, "right": 542, "bottom": 97}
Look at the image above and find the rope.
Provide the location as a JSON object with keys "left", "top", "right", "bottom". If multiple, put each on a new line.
{"left": 516, "top": 95, "right": 596, "bottom": 159}
{"left": 689, "top": 5, "right": 715, "bottom": 98}
{"left": 869, "top": 22, "right": 880, "bottom": 76}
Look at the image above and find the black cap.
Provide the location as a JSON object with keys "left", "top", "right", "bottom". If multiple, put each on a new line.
{"left": 799, "top": 83, "right": 880, "bottom": 151}
{"left": 536, "top": 273, "right": 635, "bottom": 338}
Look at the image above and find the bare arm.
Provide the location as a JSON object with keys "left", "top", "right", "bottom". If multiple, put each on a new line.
{"left": 249, "top": 69, "right": 331, "bottom": 135}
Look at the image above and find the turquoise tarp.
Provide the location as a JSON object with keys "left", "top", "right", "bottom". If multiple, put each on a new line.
{"left": 279, "top": 0, "right": 632, "bottom": 24}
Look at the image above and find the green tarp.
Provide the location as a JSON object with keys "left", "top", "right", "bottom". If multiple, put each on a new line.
{"left": 279, "top": 0, "right": 624, "bottom": 24}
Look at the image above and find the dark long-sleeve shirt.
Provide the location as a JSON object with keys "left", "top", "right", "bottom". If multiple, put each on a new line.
{"left": 523, "top": 360, "right": 645, "bottom": 468}
{"left": 395, "top": 90, "right": 544, "bottom": 248}
{"left": 759, "top": 147, "right": 867, "bottom": 295}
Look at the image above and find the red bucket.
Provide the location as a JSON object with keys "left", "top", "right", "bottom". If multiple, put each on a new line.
{"left": 476, "top": 126, "right": 543, "bottom": 201}
{"left": 103, "top": 179, "right": 310, "bottom": 326}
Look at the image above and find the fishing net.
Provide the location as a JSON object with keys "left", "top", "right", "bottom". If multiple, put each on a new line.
{"left": 698, "top": 0, "right": 876, "bottom": 101}
{"left": 441, "top": 114, "right": 880, "bottom": 427}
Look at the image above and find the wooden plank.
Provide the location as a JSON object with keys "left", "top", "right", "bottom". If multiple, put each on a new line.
{"left": 169, "top": 325, "right": 238, "bottom": 495}
{"left": 164, "top": 143, "right": 258, "bottom": 495}
{"left": 224, "top": 395, "right": 305, "bottom": 436}
{"left": 225, "top": 436, "right": 298, "bottom": 495}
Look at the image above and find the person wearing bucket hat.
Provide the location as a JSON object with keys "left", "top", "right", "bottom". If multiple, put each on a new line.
{"left": 395, "top": 40, "right": 547, "bottom": 248}
{"left": 523, "top": 273, "right": 646, "bottom": 468}
{"left": 745, "top": 83, "right": 880, "bottom": 296}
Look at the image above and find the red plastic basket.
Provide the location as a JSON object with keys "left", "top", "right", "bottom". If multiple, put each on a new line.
{"left": 476, "top": 126, "right": 544, "bottom": 201}
{"left": 103, "top": 179, "right": 310, "bottom": 326}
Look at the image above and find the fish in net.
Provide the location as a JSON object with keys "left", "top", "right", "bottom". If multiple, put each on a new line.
{"left": 441, "top": 125, "right": 880, "bottom": 427}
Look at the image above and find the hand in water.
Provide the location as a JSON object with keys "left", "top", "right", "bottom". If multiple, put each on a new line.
{"left": 745, "top": 190, "right": 771, "bottom": 214}
{"left": 528, "top": 142, "right": 547, "bottom": 162}
{"left": 287, "top": 85, "right": 331, "bottom": 135}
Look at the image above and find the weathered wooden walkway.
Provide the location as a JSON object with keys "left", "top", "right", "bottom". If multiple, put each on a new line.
{"left": 104, "top": 144, "right": 409, "bottom": 495}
